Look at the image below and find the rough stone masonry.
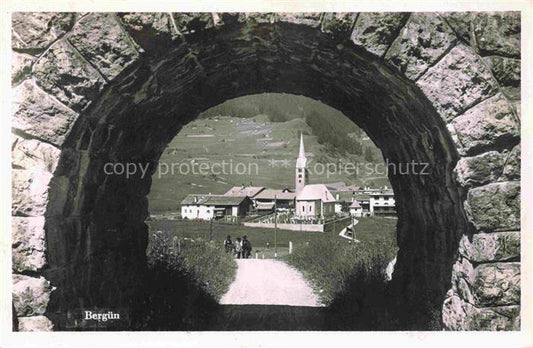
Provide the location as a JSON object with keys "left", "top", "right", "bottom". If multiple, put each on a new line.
{"left": 11, "top": 12, "right": 520, "bottom": 331}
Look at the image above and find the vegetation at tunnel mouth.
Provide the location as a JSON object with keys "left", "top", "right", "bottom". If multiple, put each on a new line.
{"left": 143, "top": 217, "right": 410, "bottom": 330}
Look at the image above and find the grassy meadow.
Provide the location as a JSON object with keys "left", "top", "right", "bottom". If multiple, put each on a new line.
{"left": 143, "top": 230, "right": 237, "bottom": 329}
{"left": 284, "top": 217, "right": 406, "bottom": 330}
{"left": 147, "top": 217, "right": 396, "bottom": 256}
{"left": 284, "top": 217, "right": 397, "bottom": 302}
{"left": 147, "top": 231, "right": 237, "bottom": 301}
{"left": 145, "top": 215, "right": 399, "bottom": 329}
{"left": 147, "top": 217, "right": 338, "bottom": 258}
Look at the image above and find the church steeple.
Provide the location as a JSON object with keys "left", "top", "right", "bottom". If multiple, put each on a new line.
{"left": 298, "top": 132, "right": 306, "bottom": 159}
{"left": 295, "top": 132, "right": 308, "bottom": 194}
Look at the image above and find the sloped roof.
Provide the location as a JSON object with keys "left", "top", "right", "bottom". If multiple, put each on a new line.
{"left": 350, "top": 200, "right": 361, "bottom": 208}
{"left": 326, "top": 182, "right": 360, "bottom": 192}
{"left": 331, "top": 190, "right": 357, "bottom": 202}
{"left": 353, "top": 193, "right": 371, "bottom": 201}
{"left": 255, "top": 189, "right": 296, "bottom": 200}
{"left": 207, "top": 195, "right": 250, "bottom": 205}
{"left": 256, "top": 202, "right": 275, "bottom": 210}
{"left": 296, "top": 184, "right": 336, "bottom": 202}
{"left": 182, "top": 194, "right": 208, "bottom": 205}
{"left": 182, "top": 194, "right": 249, "bottom": 206}
{"left": 369, "top": 189, "right": 394, "bottom": 196}
{"left": 326, "top": 182, "right": 358, "bottom": 191}
{"left": 224, "top": 186, "right": 265, "bottom": 197}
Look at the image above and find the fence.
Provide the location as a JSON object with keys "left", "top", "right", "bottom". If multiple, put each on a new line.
{"left": 323, "top": 216, "right": 352, "bottom": 234}
{"left": 243, "top": 215, "right": 352, "bottom": 233}
{"left": 243, "top": 221, "right": 324, "bottom": 232}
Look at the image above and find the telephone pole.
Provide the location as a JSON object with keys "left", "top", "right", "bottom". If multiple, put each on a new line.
{"left": 353, "top": 216, "right": 357, "bottom": 242}
{"left": 274, "top": 195, "right": 278, "bottom": 258}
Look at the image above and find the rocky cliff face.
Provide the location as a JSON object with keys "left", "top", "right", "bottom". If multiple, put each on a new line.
{"left": 11, "top": 12, "right": 520, "bottom": 331}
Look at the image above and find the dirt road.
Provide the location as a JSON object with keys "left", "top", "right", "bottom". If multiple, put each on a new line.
{"left": 212, "top": 259, "right": 325, "bottom": 330}
{"left": 220, "top": 259, "right": 321, "bottom": 307}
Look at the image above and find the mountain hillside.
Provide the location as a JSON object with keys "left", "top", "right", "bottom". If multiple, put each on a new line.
{"left": 148, "top": 94, "right": 389, "bottom": 213}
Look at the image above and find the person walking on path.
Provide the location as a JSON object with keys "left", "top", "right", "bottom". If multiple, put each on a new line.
{"left": 242, "top": 235, "right": 252, "bottom": 259}
{"left": 224, "top": 235, "right": 233, "bottom": 253}
{"left": 234, "top": 237, "right": 243, "bottom": 259}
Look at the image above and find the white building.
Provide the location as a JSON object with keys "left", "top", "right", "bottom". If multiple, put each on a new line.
{"left": 181, "top": 194, "right": 252, "bottom": 220}
{"left": 349, "top": 199, "right": 363, "bottom": 217}
{"left": 369, "top": 189, "right": 396, "bottom": 216}
{"left": 296, "top": 184, "right": 336, "bottom": 219}
{"left": 332, "top": 193, "right": 344, "bottom": 214}
{"left": 293, "top": 135, "right": 336, "bottom": 219}
{"left": 253, "top": 188, "right": 296, "bottom": 213}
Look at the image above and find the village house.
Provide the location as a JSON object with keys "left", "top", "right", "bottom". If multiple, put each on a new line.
{"left": 354, "top": 186, "right": 385, "bottom": 195}
{"left": 352, "top": 193, "right": 371, "bottom": 216}
{"left": 181, "top": 194, "right": 252, "bottom": 220}
{"left": 253, "top": 188, "right": 296, "bottom": 214}
{"left": 349, "top": 199, "right": 363, "bottom": 217}
{"left": 330, "top": 190, "right": 371, "bottom": 216}
{"left": 330, "top": 184, "right": 396, "bottom": 217}
{"left": 369, "top": 189, "right": 396, "bottom": 216}
{"left": 331, "top": 191, "right": 355, "bottom": 213}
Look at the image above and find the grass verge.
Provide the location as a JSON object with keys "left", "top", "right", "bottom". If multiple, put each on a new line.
{"left": 284, "top": 217, "right": 404, "bottom": 329}
{"left": 143, "top": 231, "right": 237, "bottom": 329}
{"left": 147, "top": 218, "right": 330, "bottom": 258}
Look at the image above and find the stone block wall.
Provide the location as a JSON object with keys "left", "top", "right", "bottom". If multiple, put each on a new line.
{"left": 11, "top": 12, "right": 520, "bottom": 331}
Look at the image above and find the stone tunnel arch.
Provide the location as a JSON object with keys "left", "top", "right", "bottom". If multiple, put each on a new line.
{"left": 11, "top": 12, "right": 520, "bottom": 331}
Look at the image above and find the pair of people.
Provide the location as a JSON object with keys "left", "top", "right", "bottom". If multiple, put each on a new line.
{"left": 224, "top": 235, "right": 252, "bottom": 259}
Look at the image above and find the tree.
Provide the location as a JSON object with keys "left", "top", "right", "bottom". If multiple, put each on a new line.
{"left": 341, "top": 202, "right": 350, "bottom": 213}
{"left": 351, "top": 139, "right": 363, "bottom": 156}
{"left": 364, "top": 147, "right": 375, "bottom": 162}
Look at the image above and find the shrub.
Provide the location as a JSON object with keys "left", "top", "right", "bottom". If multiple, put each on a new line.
{"left": 285, "top": 239, "right": 395, "bottom": 305}
{"left": 285, "top": 232, "right": 444, "bottom": 330}
{"left": 285, "top": 237, "right": 402, "bottom": 330}
{"left": 147, "top": 232, "right": 237, "bottom": 301}
{"left": 143, "top": 231, "right": 237, "bottom": 330}
{"left": 325, "top": 253, "right": 399, "bottom": 330}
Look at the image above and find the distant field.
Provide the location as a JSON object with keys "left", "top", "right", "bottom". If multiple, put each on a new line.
{"left": 147, "top": 218, "right": 327, "bottom": 258}
{"left": 146, "top": 217, "right": 396, "bottom": 259}
{"left": 351, "top": 217, "right": 398, "bottom": 246}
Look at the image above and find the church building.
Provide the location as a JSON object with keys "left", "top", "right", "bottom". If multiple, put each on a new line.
{"left": 294, "top": 133, "right": 336, "bottom": 220}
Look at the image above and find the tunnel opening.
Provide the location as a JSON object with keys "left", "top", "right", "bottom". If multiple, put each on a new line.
{"left": 31, "top": 16, "right": 476, "bottom": 330}
{"left": 143, "top": 93, "right": 400, "bottom": 330}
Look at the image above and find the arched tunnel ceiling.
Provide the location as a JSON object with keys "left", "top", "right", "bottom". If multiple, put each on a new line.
{"left": 11, "top": 12, "right": 521, "bottom": 331}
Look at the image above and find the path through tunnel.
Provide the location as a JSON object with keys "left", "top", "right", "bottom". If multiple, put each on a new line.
{"left": 13, "top": 13, "right": 522, "bottom": 331}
